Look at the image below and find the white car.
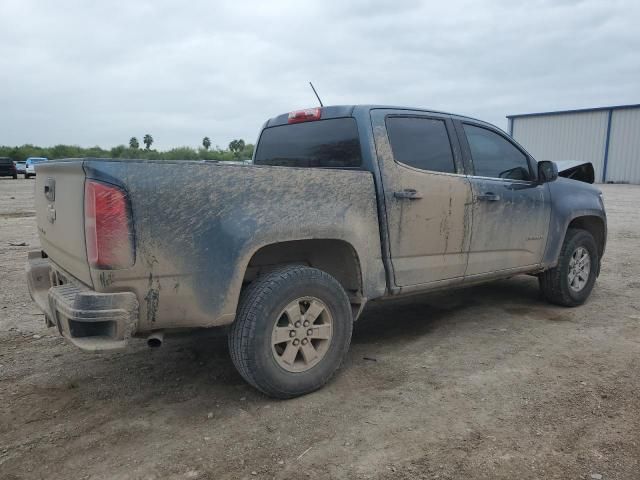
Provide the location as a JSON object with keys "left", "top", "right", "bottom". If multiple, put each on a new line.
{"left": 14, "top": 161, "right": 26, "bottom": 174}
{"left": 24, "top": 157, "right": 47, "bottom": 178}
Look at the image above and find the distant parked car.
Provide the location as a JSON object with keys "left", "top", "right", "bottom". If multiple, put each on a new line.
{"left": 24, "top": 157, "right": 48, "bottom": 178}
{"left": 0, "top": 157, "right": 18, "bottom": 179}
{"left": 15, "top": 161, "right": 26, "bottom": 175}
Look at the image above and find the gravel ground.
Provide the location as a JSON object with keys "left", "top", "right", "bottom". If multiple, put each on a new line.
{"left": 0, "top": 177, "right": 638, "bottom": 480}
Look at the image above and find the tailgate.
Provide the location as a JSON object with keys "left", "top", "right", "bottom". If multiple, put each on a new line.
{"left": 34, "top": 161, "right": 92, "bottom": 286}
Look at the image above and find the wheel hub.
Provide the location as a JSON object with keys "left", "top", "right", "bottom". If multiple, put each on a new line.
{"left": 271, "top": 297, "right": 333, "bottom": 373}
{"left": 568, "top": 246, "right": 591, "bottom": 292}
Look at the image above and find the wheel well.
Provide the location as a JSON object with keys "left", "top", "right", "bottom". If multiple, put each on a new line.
{"left": 243, "top": 239, "right": 364, "bottom": 317}
{"left": 567, "top": 216, "right": 605, "bottom": 257}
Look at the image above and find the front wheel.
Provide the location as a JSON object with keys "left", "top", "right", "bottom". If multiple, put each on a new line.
{"left": 539, "top": 228, "right": 599, "bottom": 307}
{"left": 228, "top": 265, "right": 353, "bottom": 398}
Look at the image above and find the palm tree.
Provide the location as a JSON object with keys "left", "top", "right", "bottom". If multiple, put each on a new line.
{"left": 229, "top": 139, "right": 246, "bottom": 154}
{"left": 202, "top": 137, "right": 211, "bottom": 151}
{"left": 129, "top": 137, "right": 139, "bottom": 149}
{"left": 143, "top": 134, "right": 154, "bottom": 150}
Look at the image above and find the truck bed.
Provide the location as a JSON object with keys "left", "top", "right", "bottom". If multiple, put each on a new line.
{"left": 33, "top": 159, "right": 386, "bottom": 337}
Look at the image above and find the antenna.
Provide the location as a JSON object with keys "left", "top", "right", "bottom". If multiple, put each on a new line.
{"left": 309, "top": 81, "right": 324, "bottom": 107}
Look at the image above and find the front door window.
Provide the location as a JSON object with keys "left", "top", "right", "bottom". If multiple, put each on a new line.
{"left": 464, "top": 124, "right": 532, "bottom": 181}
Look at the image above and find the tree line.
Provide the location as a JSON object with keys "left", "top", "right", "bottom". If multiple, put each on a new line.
{"left": 0, "top": 136, "right": 254, "bottom": 163}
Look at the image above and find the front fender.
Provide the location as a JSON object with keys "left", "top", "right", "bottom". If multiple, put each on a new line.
{"left": 542, "top": 177, "right": 606, "bottom": 268}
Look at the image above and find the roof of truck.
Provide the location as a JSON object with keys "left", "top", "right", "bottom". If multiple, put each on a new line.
{"left": 264, "top": 105, "right": 496, "bottom": 129}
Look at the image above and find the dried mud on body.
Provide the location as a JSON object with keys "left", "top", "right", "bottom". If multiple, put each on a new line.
{"left": 1, "top": 177, "right": 639, "bottom": 479}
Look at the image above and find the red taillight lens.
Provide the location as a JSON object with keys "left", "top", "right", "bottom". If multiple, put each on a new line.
{"left": 84, "top": 180, "right": 134, "bottom": 269}
{"left": 287, "top": 107, "right": 322, "bottom": 124}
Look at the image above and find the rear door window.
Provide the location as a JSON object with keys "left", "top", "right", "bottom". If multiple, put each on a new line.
{"left": 385, "top": 117, "right": 456, "bottom": 174}
{"left": 463, "top": 124, "right": 532, "bottom": 180}
{"left": 254, "top": 118, "right": 362, "bottom": 168}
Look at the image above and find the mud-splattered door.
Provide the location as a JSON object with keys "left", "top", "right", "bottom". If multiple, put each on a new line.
{"left": 371, "top": 110, "right": 473, "bottom": 287}
{"left": 459, "top": 123, "right": 551, "bottom": 275}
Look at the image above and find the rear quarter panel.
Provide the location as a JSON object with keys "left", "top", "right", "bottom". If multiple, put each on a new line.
{"left": 84, "top": 160, "right": 385, "bottom": 332}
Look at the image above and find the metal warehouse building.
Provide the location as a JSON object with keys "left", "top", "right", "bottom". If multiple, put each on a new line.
{"left": 507, "top": 104, "right": 640, "bottom": 184}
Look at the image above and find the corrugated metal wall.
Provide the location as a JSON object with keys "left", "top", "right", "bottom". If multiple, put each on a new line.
{"left": 510, "top": 106, "right": 640, "bottom": 184}
{"left": 606, "top": 108, "right": 640, "bottom": 183}
{"left": 511, "top": 111, "right": 609, "bottom": 181}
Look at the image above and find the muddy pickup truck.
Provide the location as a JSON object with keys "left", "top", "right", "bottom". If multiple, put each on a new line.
{"left": 26, "top": 105, "right": 606, "bottom": 398}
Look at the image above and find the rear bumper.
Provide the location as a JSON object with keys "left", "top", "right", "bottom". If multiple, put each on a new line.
{"left": 26, "top": 251, "right": 139, "bottom": 352}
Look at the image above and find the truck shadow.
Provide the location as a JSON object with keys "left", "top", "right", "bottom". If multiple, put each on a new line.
{"left": 130, "top": 275, "right": 552, "bottom": 384}
{"left": 116, "top": 275, "right": 553, "bottom": 393}
{"left": 353, "top": 275, "right": 547, "bottom": 345}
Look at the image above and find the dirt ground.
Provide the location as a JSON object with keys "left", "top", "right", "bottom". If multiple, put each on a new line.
{"left": 0, "top": 177, "right": 638, "bottom": 480}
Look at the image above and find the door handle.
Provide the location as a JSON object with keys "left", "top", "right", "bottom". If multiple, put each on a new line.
{"left": 477, "top": 192, "right": 501, "bottom": 201}
{"left": 394, "top": 189, "right": 423, "bottom": 200}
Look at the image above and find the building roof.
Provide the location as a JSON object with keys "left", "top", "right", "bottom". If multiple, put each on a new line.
{"left": 507, "top": 103, "right": 640, "bottom": 120}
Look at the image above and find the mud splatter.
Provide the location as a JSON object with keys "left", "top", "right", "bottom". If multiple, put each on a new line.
{"left": 98, "top": 271, "right": 113, "bottom": 288}
{"left": 144, "top": 273, "right": 160, "bottom": 323}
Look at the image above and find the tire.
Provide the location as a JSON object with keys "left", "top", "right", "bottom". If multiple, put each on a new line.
{"left": 539, "top": 228, "right": 599, "bottom": 307}
{"left": 24, "top": 174, "right": 30, "bottom": 179}
{"left": 228, "top": 265, "right": 353, "bottom": 398}
{"left": 13, "top": 174, "right": 17, "bottom": 179}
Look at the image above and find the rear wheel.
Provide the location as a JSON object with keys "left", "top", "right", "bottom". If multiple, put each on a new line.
{"left": 539, "top": 228, "right": 599, "bottom": 306}
{"left": 13, "top": 174, "right": 17, "bottom": 179}
{"left": 228, "top": 265, "right": 353, "bottom": 398}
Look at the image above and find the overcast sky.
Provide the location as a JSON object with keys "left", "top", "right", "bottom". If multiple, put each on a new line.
{"left": 1, "top": 0, "right": 639, "bottom": 150}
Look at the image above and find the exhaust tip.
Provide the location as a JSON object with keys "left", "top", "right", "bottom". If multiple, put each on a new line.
{"left": 147, "top": 331, "right": 164, "bottom": 348}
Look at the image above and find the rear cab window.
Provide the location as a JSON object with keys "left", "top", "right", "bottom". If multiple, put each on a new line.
{"left": 254, "top": 117, "right": 362, "bottom": 168}
{"left": 385, "top": 116, "right": 456, "bottom": 174}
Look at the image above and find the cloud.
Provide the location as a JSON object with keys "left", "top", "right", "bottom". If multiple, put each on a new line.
{"left": 0, "top": 0, "right": 638, "bottom": 149}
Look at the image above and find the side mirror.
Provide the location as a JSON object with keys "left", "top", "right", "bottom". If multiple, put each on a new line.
{"left": 537, "top": 160, "right": 558, "bottom": 183}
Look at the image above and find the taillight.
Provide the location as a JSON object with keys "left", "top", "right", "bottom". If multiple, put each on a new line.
{"left": 84, "top": 180, "right": 134, "bottom": 269}
{"left": 288, "top": 107, "right": 322, "bottom": 124}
